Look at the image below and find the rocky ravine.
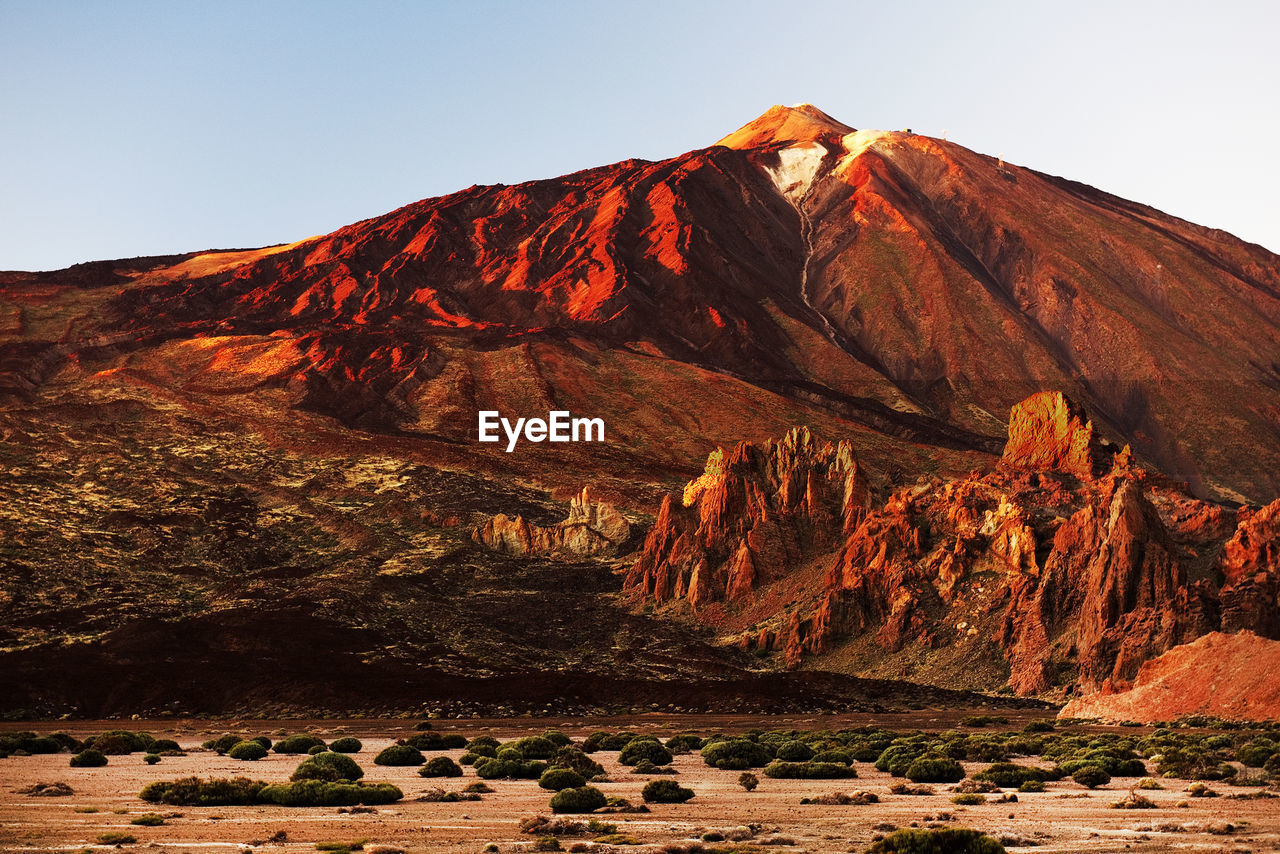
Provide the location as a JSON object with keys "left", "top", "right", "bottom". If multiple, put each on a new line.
{"left": 625, "top": 392, "right": 1279, "bottom": 698}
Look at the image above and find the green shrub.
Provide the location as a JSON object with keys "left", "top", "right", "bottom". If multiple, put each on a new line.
{"left": 329, "top": 737, "right": 362, "bottom": 753}
{"left": 581, "top": 731, "right": 636, "bottom": 752}
{"left": 975, "top": 762, "right": 1059, "bottom": 788}
{"left": 1017, "top": 780, "right": 1045, "bottom": 793}
{"left": 700, "top": 738, "right": 772, "bottom": 770}
{"left": 665, "top": 734, "right": 704, "bottom": 753}
{"left": 763, "top": 760, "right": 856, "bottom": 779}
{"left": 905, "top": 757, "right": 964, "bottom": 784}
{"left": 144, "top": 753, "right": 161, "bottom": 765}
{"left": 775, "top": 740, "right": 816, "bottom": 761}
{"left": 418, "top": 756, "right": 463, "bottom": 778}
{"left": 130, "top": 813, "right": 166, "bottom": 826}
{"left": 549, "top": 785, "right": 607, "bottom": 813}
{"left": 1023, "top": 720, "right": 1056, "bottom": 733}
{"left": 876, "top": 743, "right": 927, "bottom": 776}
{"left": 467, "top": 735, "right": 501, "bottom": 751}
{"left": 406, "top": 731, "right": 465, "bottom": 750}
{"left": 258, "top": 780, "right": 403, "bottom": 806}
{"left": 97, "top": 832, "right": 137, "bottom": 845}
{"left": 228, "top": 741, "right": 268, "bottom": 761}
{"left": 203, "top": 734, "right": 244, "bottom": 754}
{"left": 475, "top": 757, "right": 547, "bottom": 780}
{"left": 140, "top": 776, "right": 266, "bottom": 806}
{"left": 85, "top": 732, "right": 145, "bottom": 755}
{"left": 274, "top": 735, "right": 326, "bottom": 754}
{"left": 619, "top": 739, "right": 672, "bottom": 767}
{"left": 866, "top": 827, "right": 1006, "bottom": 853}
{"left": 506, "top": 736, "right": 558, "bottom": 760}
{"left": 542, "top": 730, "right": 572, "bottom": 747}
{"left": 292, "top": 752, "right": 364, "bottom": 782}
{"left": 1072, "top": 766, "right": 1110, "bottom": 789}
{"left": 70, "top": 749, "right": 107, "bottom": 768}
{"left": 547, "top": 746, "right": 605, "bottom": 779}
{"left": 960, "top": 715, "right": 1008, "bottom": 728}
{"left": 539, "top": 768, "right": 587, "bottom": 791}
{"left": 373, "top": 744, "right": 424, "bottom": 766}
{"left": 813, "top": 749, "right": 854, "bottom": 765}
{"left": 951, "top": 793, "right": 985, "bottom": 805}
{"left": 641, "top": 779, "right": 694, "bottom": 803}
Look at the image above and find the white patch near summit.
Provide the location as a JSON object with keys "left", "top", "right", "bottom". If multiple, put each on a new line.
{"left": 765, "top": 142, "right": 827, "bottom": 203}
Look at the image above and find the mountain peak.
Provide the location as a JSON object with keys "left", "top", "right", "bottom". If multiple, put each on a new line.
{"left": 716, "top": 103, "right": 856, "bottom": 150}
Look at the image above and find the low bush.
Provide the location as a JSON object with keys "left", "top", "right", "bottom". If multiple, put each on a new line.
{"left": 700, "top": 738, "right": 772, "bottom": 770}
{"left": 619, "top": 739, "right": 672, "bottom": 767}
{"left": 540, "top": 768, "right": 587, "bottom": 791}
{"left": 905, "top": 757, "right": 965, "bottom": 784}
{"left": 140, "top": 776, "right": 265, "bottom": 806}
{"left": 665, "top": 734, "right": 704, "bottom": 753}
{"left": 506, "top": 736, "right": 559, "bottom": 760}
{"left": 763, "top": 760, "right": 857, "bottom": 779}
{"left": 548, "top": 746, "right": 605, "bottom": 780}
{"left": 775, "top": 740, "right": 816, "bottom": 762}
{"left": 144, "top": 753, "right": 161, "bottom": 765}
{"left": 97, "top": 832, "right": 137, "bottom": 845}
{"left": 1072, "top": 767, "right": 1110, "bottom": 789}
{"left": 974, "top": 762, "right": 1058, "bottom": 788}
{"left": 274, "top": 735, "right": 326, "bottom": 754}
{"left": 738, "top": 772, "right": 759, "bottom": 791}
{"left": 130, "top": 813, "right": 166, "bottom": 826}
{"left": 866, "top": 828, "right": 1006, "bottom": 853}
{"left": 229, "top": 741, "right": 268, "bottom": 761}
{"left": 373, "top": 745, "right": 424, "bottom": 767}
{"left": 475, "top": 756, "right": 548, "bottom": 780}
{"left": 292, "top": 752, "right": 364, "bottom": 782}
{"left": 418, "top": 756, "right": 463, "bottom": 778}
{"left": 542, "top": 730, "right": 572, "bottom": 747}
{"left": 641, "top": 779, "right": 694, "bottom": 803}
{"left": 150, "top": 739, "right": 181, "bottom": 754}
{"left": 70, "top": 749, "right": 107, "bottom": 768}
{"left": 1017, "top": 780, "right": 1044, "bottom": 793}
{"left": 258, "top": 780, "right": 403, "bottom": 806}
{"left": 203, "top": 734, "right": 244, "bottom": 754}
{"left": 330, "top": 738, "right": 363, "bottom": 754}
{"left": 951, "top": 793, "right": 985, "bottom": 805}
{"left": 550, "top": 785, "right": 607, "bottom": 813}
{"left": 84, "top": 731, "right": 153, "bottom": 755}
{"left": 813, "top": 749, "right": 854, "bottom": 766}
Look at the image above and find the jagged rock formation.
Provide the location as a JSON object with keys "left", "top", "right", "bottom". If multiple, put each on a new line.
{"left": 625, "top": 427, "right": 871, "bottom": 610}
{"left": 1060, "top": 631, "right": 1280, "bottom": 722}
{"left": 1000, "top": 391, "right": 1121, "bottom": 479}
{"left": 626, "top": 393, "right": 1280, "bottom": 696}
{"left": 473, "top": 486, "right": 630, "bottom": 557}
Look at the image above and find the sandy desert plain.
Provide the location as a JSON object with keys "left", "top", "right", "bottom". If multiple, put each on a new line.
{"left": 2, "top": 713, "right": 1279, "bottom": 854}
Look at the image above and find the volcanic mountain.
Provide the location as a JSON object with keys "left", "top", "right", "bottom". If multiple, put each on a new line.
{"left": 1, "top": 104, "right": 1278, "bottom": 715}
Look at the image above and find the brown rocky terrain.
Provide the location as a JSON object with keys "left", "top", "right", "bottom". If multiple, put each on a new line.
{"left": 2, "top": 105, "right": 1279, "bottom": 716}
{"left": 626, "top": 392, "right": 1279, "bottom": 699}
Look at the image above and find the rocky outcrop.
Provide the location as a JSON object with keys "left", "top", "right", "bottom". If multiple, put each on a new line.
{"left": 627, "top": 394, "right": 1280, "bottom": 696}
{"left": 999, "top": 391, "right": 1120, "bottom": 479}
{"left": 624, "top": 426, "right": 871, "bottom": 611}
{"left": 1060, "top": 631, "right": 1280, "bottom": 722}
{"left": 473, "top": 487, "right": 630, "bottom": 557}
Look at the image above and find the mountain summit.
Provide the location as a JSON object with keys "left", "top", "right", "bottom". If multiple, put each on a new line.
{"left": 715, "top": 103, "right": 856, "bottom": 149}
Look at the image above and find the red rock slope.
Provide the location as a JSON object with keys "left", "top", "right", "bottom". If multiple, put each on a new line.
{"left": 1060, "top": 631, "right": 1280, "bottom": 722}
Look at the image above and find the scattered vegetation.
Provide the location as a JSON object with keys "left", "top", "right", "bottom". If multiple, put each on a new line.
{"left": 274, "top": 735, "right": 326, "bottom": 754}
{"left": 865, "top": 828, "right": 1006, "bottom": 853}
{"left": 70, "top": 749, "right": 107, "bottom": 768}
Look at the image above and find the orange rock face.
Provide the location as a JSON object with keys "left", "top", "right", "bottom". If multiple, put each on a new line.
{"left": 624, "top": 427, "right": 870, "bottom": 612}
{"left": 999, "top": 391, "right": 1119, "bottom": 480}
{"left": 1060, "top": 631, "right": 1280, "bottom": 722}
{"left": 626, "top": 393, "right": 1280, "bottom": 696}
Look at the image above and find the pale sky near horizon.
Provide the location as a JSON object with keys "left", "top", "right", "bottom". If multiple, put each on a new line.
{"left": 2, "top": 0, "right": 1278, "bottom": 271}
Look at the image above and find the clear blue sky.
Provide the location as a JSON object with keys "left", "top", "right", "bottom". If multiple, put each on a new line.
{"left": 3, "top": 0, "right": 1278, "bottom": 270}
